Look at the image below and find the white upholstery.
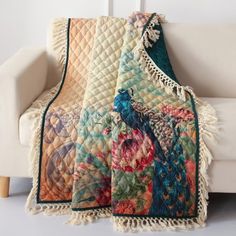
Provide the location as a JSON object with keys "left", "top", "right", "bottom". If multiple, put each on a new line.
{"left": 203, "top": 97, "right": 236, "bottom": 161}
{"left": 19, "top": 90, "right": 50, "bottom": 147}
{"left": 208, "top": 161, "right": 236, "bottom": 193}
{"left": 0, "top": 24, "right": 236, "bottom": 193}
{"left": 0, "top": 48, "right": 48, "bottom": 177}
{"left": 163, "top": 24, "right": 236, "bottom": 98}
{"left": 19, "top": 110, "right": 37, "bottom": 148}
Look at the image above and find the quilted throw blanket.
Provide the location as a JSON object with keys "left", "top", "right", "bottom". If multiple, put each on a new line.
{"left": 26, "top": 12, "right": 217, "bottom": 232}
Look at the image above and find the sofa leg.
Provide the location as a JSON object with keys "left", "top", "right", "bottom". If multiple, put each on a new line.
{"left": 0, "top": 177, "right": 10, "bottom": 198}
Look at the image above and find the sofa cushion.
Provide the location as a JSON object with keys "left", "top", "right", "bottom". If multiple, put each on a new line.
{"left": 19, "top": 96, "right": 236, "bottom": 161}
{"left": 163, "top": 24, "right": 236, "bottom": 98}
{"left": 19, "top": 90, "right": 53, "bottom": 147}
{"left": 203, "top": 97, "right": 236, "bottom": 161}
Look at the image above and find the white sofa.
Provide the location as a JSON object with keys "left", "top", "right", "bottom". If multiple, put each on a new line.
{"left": 0, "top": 23, "right": 236, "bottom": 197}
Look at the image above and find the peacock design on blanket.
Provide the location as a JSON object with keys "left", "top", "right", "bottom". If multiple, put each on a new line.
{"left": 112, "top": 89, "right": 193, "bottom": 217}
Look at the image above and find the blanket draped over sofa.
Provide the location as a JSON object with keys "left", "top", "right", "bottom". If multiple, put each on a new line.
{"left": 26, "top": 12, "right": 217, "bottom": 232}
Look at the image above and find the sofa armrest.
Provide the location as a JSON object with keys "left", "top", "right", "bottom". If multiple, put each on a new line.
{"left": 0, "top": 48, "right": 48, "bottom": 117}
{"left": 0, "top": 48, "right": 48, "bottom": 176}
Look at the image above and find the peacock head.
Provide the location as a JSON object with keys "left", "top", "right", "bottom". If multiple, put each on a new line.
{"left": 113, "top": 89, "right": 132, "bottom": 113}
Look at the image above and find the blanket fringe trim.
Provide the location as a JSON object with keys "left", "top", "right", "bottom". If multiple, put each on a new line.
{"left": 47, "top": 18, "right": 68, "bottom": 73}
{"left": 113, "top": 13, "right": 218, "bottom": 232}
{"left": 25, "top": 19, "right": 70, "bottom": 216}
{"left": 113, "top": 216, "right": 202, "bottom": 232}
{"left": 134, "top": 14, "right": 187, "bottom": 101}
{"left": 67, "top": 208, "right": 112, "bottom": 225}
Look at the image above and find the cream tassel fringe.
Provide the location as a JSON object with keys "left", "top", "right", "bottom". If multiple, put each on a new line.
{"left": 25, "top": 18, "right": 70, "bottom": 216}
{"left": 113, "top": 14, "right": 218, "bottom": 233}
{"left": 133, "top": 14, "right": 187, "bottom": 102}
{"left": 113, "top": 216, "right": 202, "bottom": 233}
{"left": 67, "top": 208, "right": 112, "bottom": 225}
{"left": 47, "top": 18, "right": 68, "bottom": 74}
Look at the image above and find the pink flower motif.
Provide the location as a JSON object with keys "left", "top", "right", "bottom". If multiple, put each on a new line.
{"left": 128, "top": 12, "right": 151, "bottom": 29}
{"left": 95, "top": 177, "right": 111, "bottom": 206}
{"left": 114, "top": 200, "right": 136, "bottom": 214}
{"left": 161, "top": 104, "right": 194, "bottom": 122}
{"left": 102, "top": 128, "right": 111, "bottom": 135}
{"left": 112, "top": 129, "right": 154, "bottom": 172}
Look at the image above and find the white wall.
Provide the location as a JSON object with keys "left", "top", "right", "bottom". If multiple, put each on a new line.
{"left": 0, "top": 0, "right": 236, "bottom": 64}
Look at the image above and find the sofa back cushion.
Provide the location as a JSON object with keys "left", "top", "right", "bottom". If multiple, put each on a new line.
{"left": 163, "top": 24, "right": 236, "bottom": 98}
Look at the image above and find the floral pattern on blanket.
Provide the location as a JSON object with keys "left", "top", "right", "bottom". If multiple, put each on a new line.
{"left": 39, "top": 107, "right": 80, "bottom": 201}
{"left": 72, "top": 108, "right": 112, "bottom": 208}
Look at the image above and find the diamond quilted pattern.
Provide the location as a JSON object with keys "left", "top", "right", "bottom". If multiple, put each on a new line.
{"left": 72, "top": 16, "right": 127, "bottom": 209}
{"left": 83, "top": 17, "right": 127, "bottom": 108}
{"left": 39, "top": 18, "right": 96, "bottom": 202}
